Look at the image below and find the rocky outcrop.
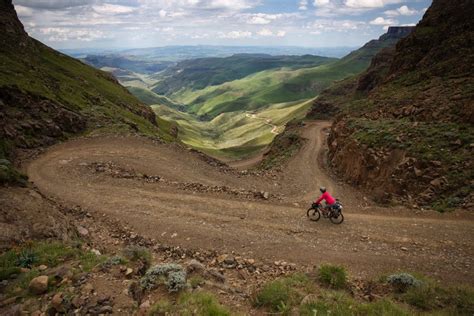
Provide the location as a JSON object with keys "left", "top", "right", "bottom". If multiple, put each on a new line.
{"left": 379, "top": 26, "right": 415, "bottom": 41}
{"left": 0, "top": 87, "right": 86, "bottom": 150}
{"left": 0, "top": 187, "right": 76, "bottom": 249}
{"left": 0, "top": 0, "right": 33, "bottom": 52}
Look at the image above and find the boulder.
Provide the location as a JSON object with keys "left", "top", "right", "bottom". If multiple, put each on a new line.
{"left": 29, "top": 275, "right": 48, "bottom": 294}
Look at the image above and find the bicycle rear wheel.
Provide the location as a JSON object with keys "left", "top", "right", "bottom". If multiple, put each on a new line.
{"left": 330, "top": 212, "right": 344, "bottom": 224}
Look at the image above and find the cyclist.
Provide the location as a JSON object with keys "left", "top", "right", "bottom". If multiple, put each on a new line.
{"left": 314, "top": 187, "right": 336, "bottom": 214}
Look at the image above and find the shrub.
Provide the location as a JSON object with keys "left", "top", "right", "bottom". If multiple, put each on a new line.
{"left": 299, "top": 291, "right": 355, "bottom": 316}
{"left": 178, "top": 292, "right": 231, "bottom": 316}
{"left": 189, "top": 275, "right": 205, "bottom": 288}
{"left": 318, "top": 264, "right": 347, "bottom": 289}
{"left": 15, "top": 248, "right": 37, "bottom": 268}
{"left": 253, "top": 273, "right": 310, "bottom": 313}
{"left": 149, "top": 299, "right": 173, "bottom": 315}
{"left": 387, "top": 273, "right": 422, "bottom": 293}
{"left": 140, "top": 263, "right": 187, "bottom": 292}
{"left": 402, "top": 283, "right": 438, "bottom": 310}
{"left": 123, "top": 246, "right": 152, "bottom": 265}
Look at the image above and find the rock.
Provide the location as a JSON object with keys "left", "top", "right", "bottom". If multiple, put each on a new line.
{"left": 77, "top": 226, "right": 89, "bottom": 237}
{"left": 125, "top": 268, "right": 133, "bottom": 277}
{"left": 91, "top": 249, "right": 101, "bottom": 256}
{"left": 187, "top": 259, "right": 205, "bottom": 273}
{"left": 38, "top": 265, "right": 48, "bottom": 271}
{"left": 414, "top": 167, "right": 422, "bottom": 177}
{"left": 207, "top": 268, "right": 226, "bottom": 283}
{"left": 217, "top": 254, "right": 228, "bottom": 263}
{"left": 82, "top": 283, "right": 94, "bottom": 294}
{"left": 139, "top": 300, "right": 150, "bottom": 309}
{"left": 99, "top": 305, "right": 113, "bottom": 314}
{"left": 401, "top": 247, "right": 408, "bottom": 251}
{"left": 71, "top": 296, "right": 85, "bottom": 308}
{"left": 29, "top": 276, "right": 49, "bottom": 295}
{"left": 245, "top": 259, "right": 255, "bottom": 265}
{"left": 51, "top": 292, "right": 63, "bottom": 311}
{"left": 430, "top": 178, "right": 445, "bottom": 189}
{"left": 223, "top": 256, "right": 237, "bottom": 268}
{"left": 261, "top": 192, "right": 270, "bottom": 200}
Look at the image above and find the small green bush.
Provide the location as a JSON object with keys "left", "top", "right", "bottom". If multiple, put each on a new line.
{"left": 178, "top": 292, "right": 231, "bottom": 316}
{"left": 318, "top": 264, "right": 347, "bottom": 289}
{"left": 123, "top": 246, "right": 152, "bottom": 265}
{"left": 149, "top": 299, "right": 173, "bottom": 315}
{"left": 387, "top": 273, "right": 422, "bottom": 293}
{"left": 189, "top": 275, "right": 205, "bottom": 288}
{"left": 140, "top": 263, "right": 187, "bottom": 292}
{"left": 253, "top": 273, "right": 310, "bottom": 313}
{"left": 299, "top": 291, "right": 355, "bottom": 316}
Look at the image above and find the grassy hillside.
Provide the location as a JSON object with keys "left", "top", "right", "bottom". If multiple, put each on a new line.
{"left": 152, "top": 54, "right": 336, "bottom": 95}
{"left": 0, "top": 0, "right": 172, "bottom": 184}
{"left": 152, "top": 99, "right": 313, "bottom": 159}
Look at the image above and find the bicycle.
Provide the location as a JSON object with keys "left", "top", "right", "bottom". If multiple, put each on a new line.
{"left": 306, "top": 200, "right": 344, "bottom": 224}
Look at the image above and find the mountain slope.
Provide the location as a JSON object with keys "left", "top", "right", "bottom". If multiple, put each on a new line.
{"left": 324, "top": 0, "right": 473, "bottom": 210}
{"left": 0, "top": 0, "right": 169, "bottom": 184}
{"left": 152, "top": 54, "right": 336, "bottom": 95}
{"left": 171, "top": 28, "right": 412, "bottom": 119}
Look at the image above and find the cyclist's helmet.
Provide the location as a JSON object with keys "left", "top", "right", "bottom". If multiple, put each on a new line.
{"left": 320, "top": 187, "right": 327, "bottom": 193}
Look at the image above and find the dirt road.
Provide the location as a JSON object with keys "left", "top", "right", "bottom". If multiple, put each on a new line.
{"left": 27, "top": 121, "right": 474, "bottom": 284}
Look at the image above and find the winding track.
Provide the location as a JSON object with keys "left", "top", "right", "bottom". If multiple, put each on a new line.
{"left": 27, "top": 121, "right": 474, "bottom": 284}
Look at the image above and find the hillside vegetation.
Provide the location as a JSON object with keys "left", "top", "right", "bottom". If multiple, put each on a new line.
{"left": 0, "top": 0, "right": 172, "bottom": 184}
{"left": 317, "top": 0, "right": 474, "bottom": 210}
{"left": 152, "top": 54, "right": 336, "bottom": 95}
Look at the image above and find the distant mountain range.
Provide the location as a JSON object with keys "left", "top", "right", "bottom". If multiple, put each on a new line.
{"left": 62, "top": 45, "right": 357, "bottom": 60}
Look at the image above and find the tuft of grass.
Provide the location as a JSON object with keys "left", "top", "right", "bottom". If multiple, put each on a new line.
{"left": 189, "top": 275, "right": 205, "bottom": 289}
{"left": 318, "top": 264, "right": 348, "bottom": 289}
{"left": 123, "top": 246, "right": 152, "bottom": 266}
{"left": 177, "top": 292, "right": 232, "bottom": 316}
{"left": 253, "top": 273, "right": 310, "bottom": 313}
{"left": 149, "top": 299, "right": 173, "bottom": 315}
{"left": 149, "top": 292, "right": 232, "bottom": 316}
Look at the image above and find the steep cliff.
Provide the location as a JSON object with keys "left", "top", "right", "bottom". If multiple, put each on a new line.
{"left": 326, "top": 0, "right": 474, "bottom": 211}
{"left": 0, "top": 0, "right": 163, "bottom": 185}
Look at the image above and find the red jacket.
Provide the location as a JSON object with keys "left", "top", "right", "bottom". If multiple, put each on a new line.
{"left": 315, "top": 191, "right": 336, "bottom": 205}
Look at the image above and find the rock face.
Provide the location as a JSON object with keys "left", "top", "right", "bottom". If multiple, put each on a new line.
{"left": 0, "top": 187, "right": 75, "bottom": 250}
{"left": 379, "top": 26, "right": 415, "bottom": 40}
{"left": 325, "top": 0, "right": 474, "bottom": 209}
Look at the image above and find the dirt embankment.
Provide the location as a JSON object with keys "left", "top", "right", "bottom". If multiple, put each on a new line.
{"left": 22, "top": 121, "right": 474, "bottom": 285}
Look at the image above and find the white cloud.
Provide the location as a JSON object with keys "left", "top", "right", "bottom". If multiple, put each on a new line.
{"left": 257, "top": 28, "right": 274, "bottom": 36}
{"left": 218, "top": 30, "right": 252, "bottom": 39}
{"left": 276, "top": 30, "right": 287, "bottom": 37}
{"left": 370, "top": 16, "right": 397, "bottom": 25}
{"left": 159, "top": 9, "right": 167, "bottom": 17}
{"left": 38, "top": 27, "right": 107, "bottom": 42}
{"left": 14, "top": 5, "right": 34, "bottom": 16}
{"left": 307, "top": 19, "right": 366, "bottom": 32}
{"left": 299, "top": 0, "right": 308, "bottom": 10}
{"left": 344, "top": 0, "right": 403, "bottom": 8}
{"left": 92, "top": 4, "right": 136, "bottom": 15}
{"left": 246, "top": 13, "right": 282, "bottom": 25}
{"left": 384, "top": 5, "right": 418, "bottom": 17}
{"left": 314, "top": 0, "right": 330, "bottom": 6}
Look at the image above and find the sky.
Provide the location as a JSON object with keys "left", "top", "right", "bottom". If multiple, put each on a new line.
{"left": 14, "top": 0, "right": 432, "bottom": 49}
